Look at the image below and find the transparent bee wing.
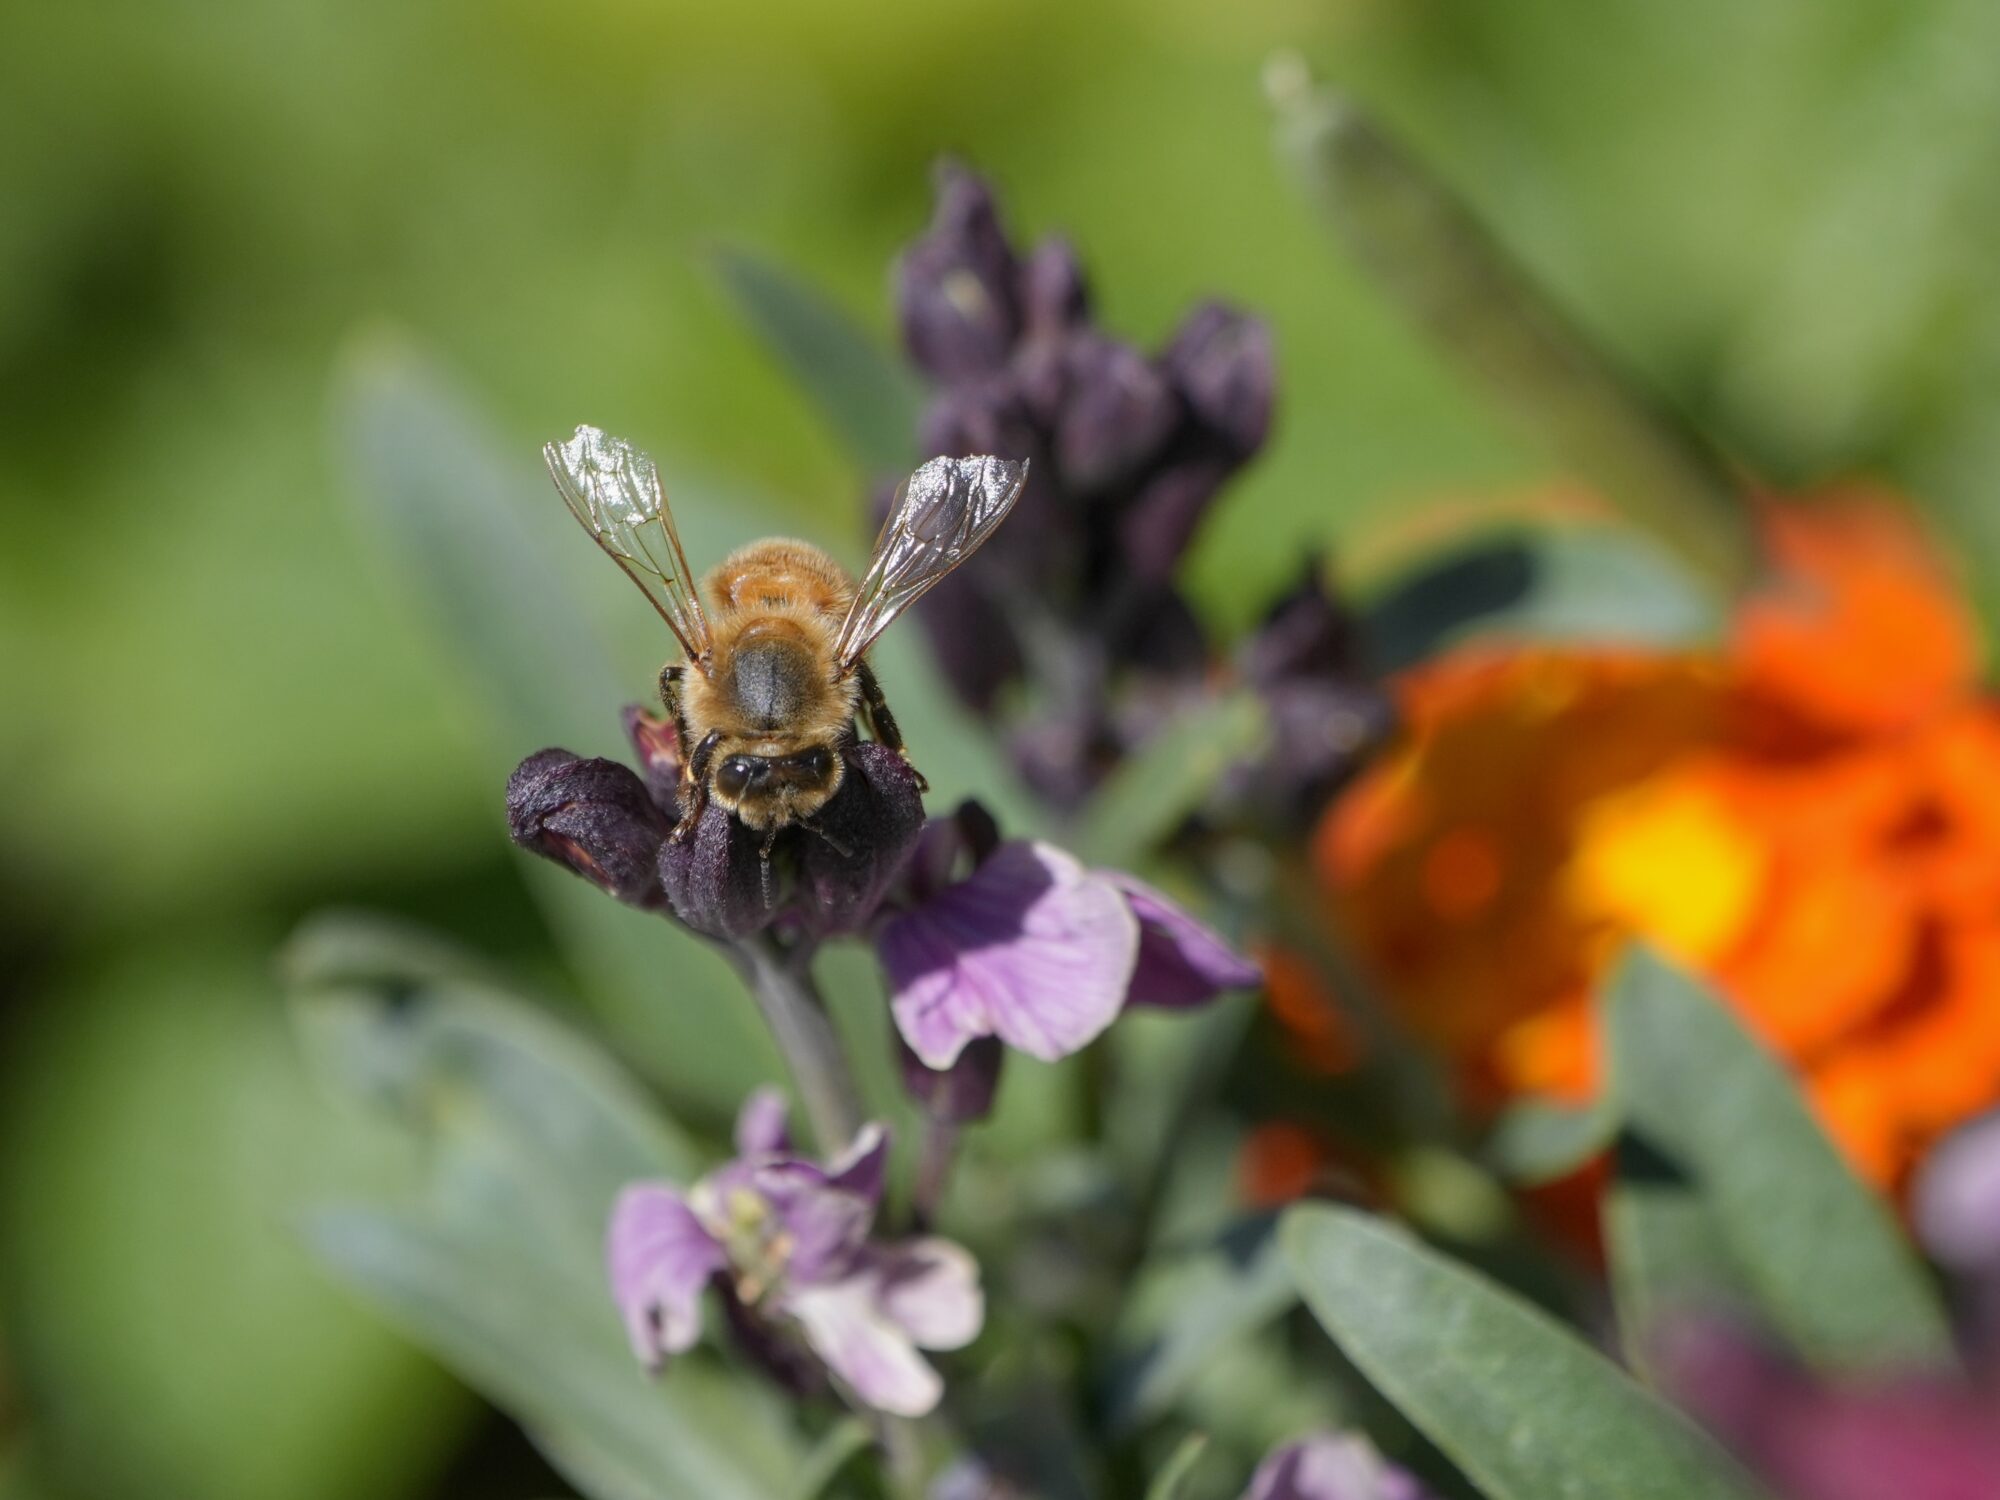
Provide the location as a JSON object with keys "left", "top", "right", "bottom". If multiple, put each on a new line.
{"left": 832, "top": 454, "right": 1029, "bottom": 673}
{"left": 544, "top": 425, "right": 714, "bottom": 669}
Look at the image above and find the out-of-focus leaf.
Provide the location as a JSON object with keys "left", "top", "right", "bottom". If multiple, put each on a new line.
{"left": 1142, "top": 1434, "right": 1209, "bottom": 1500}
{"left": 782, "top": 1419, "right": 873, "bottom": 1500}
{"left": 292, "top": 918, "right": 803, "bottom": 1500}
{"left": 307, "top": 1208, "right": 793, "bottom": 1500}
{"left": 1364, "top": 524, "right": 1719, "bottom": 673}
{"left": 1270, "top": 66, "right": 1757, "bottom": 593}
{"left": 1283, "top": 1205, "right": 1762, "bottom": 1500}
{"left": 1485, "top": 1096, "right": 1618, "bottom": 1186}
{"left": 1108, "top": 1214, "right": 1297, "bottom": 1432}
{"left": 1603, "top": 947, "right": 1954, "bottom": 1378}
{"left": 331, "top": 333, "right": 775, "bottom": 1115}
{"left": 1077, "top": 692, "right": 1267, "bottom": 869}
{"left": 711, "top": 249, "right": 924, "bottom": 477}
{"left": 289, "top": 955, "right": 700, "bottom": 1204}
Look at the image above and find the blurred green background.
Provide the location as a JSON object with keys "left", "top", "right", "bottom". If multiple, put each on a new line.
{"left": 4, "top": 1, "right": 1998, "bottom": 1496}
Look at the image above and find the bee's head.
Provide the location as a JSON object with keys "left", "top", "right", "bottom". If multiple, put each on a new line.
{"left": 711, "top": 743, "right": 843, "bottom": 830}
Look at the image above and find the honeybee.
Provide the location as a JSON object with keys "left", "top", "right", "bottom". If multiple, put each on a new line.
{"left": 545, "top": 424, "right": 1027, "bottom": 861}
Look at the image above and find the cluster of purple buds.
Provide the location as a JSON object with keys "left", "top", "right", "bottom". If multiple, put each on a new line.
{"left": 890, "top": 162, "right": 1388, "bottom": 817}
{"left": 609, "top": 1090, "right": 981, "bottom": 1417}
{"left": 507, "top": 708, "right": 924, "bottom": 944}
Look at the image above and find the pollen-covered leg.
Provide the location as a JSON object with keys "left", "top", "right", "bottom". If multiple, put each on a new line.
{"left": 856, "top": 659, "right": 928, "bottom": 793}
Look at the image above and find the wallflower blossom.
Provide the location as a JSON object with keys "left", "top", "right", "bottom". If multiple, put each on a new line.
{"left": 607, "top": 1089, "right": 982, "bottom": 1417}
{"left": 1660, "top": 1317, "right": 2000, "bottom": 1500}
{"left": 507, "top": 707, "right": 924, "bottom": 943}
{"left": 874, "top": 803, "right": 1262, "bottom": 1069}
{"left": 888, "top": 163, "right": 1387, "bottom": 820}
{"left": 1318, "top": 489, "right": 2000, "bottom": 1191}
{"left": 1242, "top": 1434, "right": 1432, "bottom": 1500}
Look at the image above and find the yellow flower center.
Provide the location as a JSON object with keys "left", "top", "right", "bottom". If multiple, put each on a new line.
{"left": 1565, "top": 773, "right": 1767, "bottom": 967}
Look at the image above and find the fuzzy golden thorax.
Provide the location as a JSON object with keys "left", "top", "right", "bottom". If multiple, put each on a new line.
{"left": 680, "top": 539, "right": 863, "bottom": 832}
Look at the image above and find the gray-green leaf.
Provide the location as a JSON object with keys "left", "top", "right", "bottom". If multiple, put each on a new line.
{"left": 1283, "top": 1204, "right": 1763, "bottom": 1500}
{"left": 1603, "top": 946, "right": 1954, "bottom": 1379}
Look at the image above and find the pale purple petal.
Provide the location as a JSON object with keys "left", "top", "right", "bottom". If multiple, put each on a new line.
{"left": 872, "top": 1237, "right": 984, "bottom": 1351}
{"left": 606, "top": 1184, "right": 725, "bottom": 1371}
{"left": 1913, "top": 1110, "right": 2000, "bottom": 1272}
{"left": 785, "top": 1276, "right": 946, "bottom": 1417}
{"left": 879, "top": 840, "right": 1138, "bottom": 1067}
{"left": 734, "top": 1086, "right": 793, "bottom": 1159}
{"left": 825, "top": 1121, "right": 890, "bottom": 1204}
{"left": 1244, "top": 1436, "right": 1431, "bottom": 1500}
{"left": 1104, "top": 870, "right": 1261, "bottom": 1009}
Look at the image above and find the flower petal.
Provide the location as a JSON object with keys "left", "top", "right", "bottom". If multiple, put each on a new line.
{"left": 785, "top": 1277, "right": 946, "bottom": 1417}
{"left": 733, "top": 1086, "right": 792, "bottom": 1159}
{"left": 872, "top": 1236, "right": 984, "bottom": 1351}
{"left": 1104, "top": 871, "right": 1261, "bottom": 1009}
{"left": 1913, "top": 1109, "right": 2000, "bottom": 1272}
{"left": 605, "top": 1184, "right": 725, "bottom": 1371}
{"left": 879, "top": 840, "right": 1138, "bottom": 1067}
{"left": 1242, "top": 1435, "right": 1432, "bottom": 1500}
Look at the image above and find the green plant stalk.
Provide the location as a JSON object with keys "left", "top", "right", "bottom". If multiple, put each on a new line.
{"left": 1268, "top": 59, "right": 1761, "bottom": 594}
{"left": 735, "top": 935, "right": 866, "bottom": 1154}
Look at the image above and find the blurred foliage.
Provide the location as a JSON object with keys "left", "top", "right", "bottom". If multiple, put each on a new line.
{"left": 4, "top": 0, "right": 1998, "bottom": 1495}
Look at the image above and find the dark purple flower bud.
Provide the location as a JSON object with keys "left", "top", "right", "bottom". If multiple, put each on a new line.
{"left": 1020, "top": 235, "right": 1090, "bottom": 335}
{"left": 897, "top": 162, "right": 1023, "bottom": 383}
{"left": 1243, "top": 557, "right": 1358, "bottom": 689}
{"left": 899, "top": 1033, "right": 1004, "bottom": 1125}
{"left": 1164, "top": 303, "right": 1275, "bottom": 457}
{"left": 792, "top": 743, "right": 928, "bottom": 938}
{"left": 623, "top": 705, "right": 684, "bottom": 812}
{"left": 507, "top": 750, "right": 672, "bottom": 912}
{"left": 1117, "top": 455, "right": 1232, "bottom": 583}
{"left": 657, "top": 743, "right": 925, "bottom": 943}
{"left": 1053, "top": 333, "right": 1179, "bottom": 494}
{"left": 657, "top": 794, "right": 777, "bottom": 942}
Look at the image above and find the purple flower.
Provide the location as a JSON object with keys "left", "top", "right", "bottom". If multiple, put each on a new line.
{"left": 606, "top": 1090, "right": 983, "bottom": 1418}
{"left": 507, "top": 710, "right": 925, "bottom": 944}
{"left": 1914, "top": 1111, "right": 2000, "bottom": 1277}
{"left": 1660, "top": 1318, "right": 2000, "bottom": 1500}
{"left": 875, "top": 830, "right": 1260, "bottom": 1069}
{"left": 1242, "top": 1436, "right": 1433, "bottom": 1500}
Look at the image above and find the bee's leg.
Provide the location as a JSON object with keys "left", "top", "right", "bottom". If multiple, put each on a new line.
{"left": 659, "top": 664, "right": 695, "bottom": 742}
{"left": 673, "top": 728, "right": 723, "bottom": 843}
{"left": 855, "top": 659, "right": 928, "bottom": 793}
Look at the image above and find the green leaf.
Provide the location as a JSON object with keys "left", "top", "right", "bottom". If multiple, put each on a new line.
{"left": 1269, "top": 67, "right": 1756, "bottom": 593}
{"left": 710, "top": 249, "right": 924, "bottom": 477}
{"left": 1485, "top": 1096, "right": 1618, "bottom": 1186}
{"left": 1603, "top": 947, "right": 1955, "bottom": 1378}
{"left": 1283, "top": 1204, "right": 1763, "bottom": 1500}
{"left": 1364, "top": 524, "right": 1720, "bottom": 673}
{"left": 1077, "top": 691, "right": 1267, "bottom": 869}
{"left": 1108, "top": 1215, "right": 1298, "bottom": 1431}
{"left": 782, "top": 1419, "right": 873, "bottom": 1500}
{"left": 1142, "top": 1434, "right": 1209, "bottom": 1500}
{"left": 293, "top": 927, "right": 804, "bottom": 1500}
{"left": 308, "top": 1207, "right": 795, "bottom": 1500}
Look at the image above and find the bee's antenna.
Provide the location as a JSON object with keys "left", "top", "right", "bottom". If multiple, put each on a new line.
{"left": 802, "top": 820, "right": 853, "bottom": 859}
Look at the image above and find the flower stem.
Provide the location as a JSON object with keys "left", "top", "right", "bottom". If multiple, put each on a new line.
{"left": 911, "top": 1119, "right": 961, "bottom": 1228}
{"left": 736, "top": 934, "right": 865, "bottom": 1152}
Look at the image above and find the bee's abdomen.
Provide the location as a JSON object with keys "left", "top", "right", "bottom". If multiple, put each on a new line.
{"left": 726, "top": 635, "right": 819, "bottom": 731}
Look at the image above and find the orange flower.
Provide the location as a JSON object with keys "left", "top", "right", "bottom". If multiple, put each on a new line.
{"left": 1318, "top": 488, "right": 2000, "bottom": 1194}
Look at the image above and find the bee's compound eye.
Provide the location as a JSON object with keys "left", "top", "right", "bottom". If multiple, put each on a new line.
{"left": 716, "top": 755, "right": 762, "bottom": 799}
{"left": 799, "top": 745, "right": 834, "bottom": 781}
